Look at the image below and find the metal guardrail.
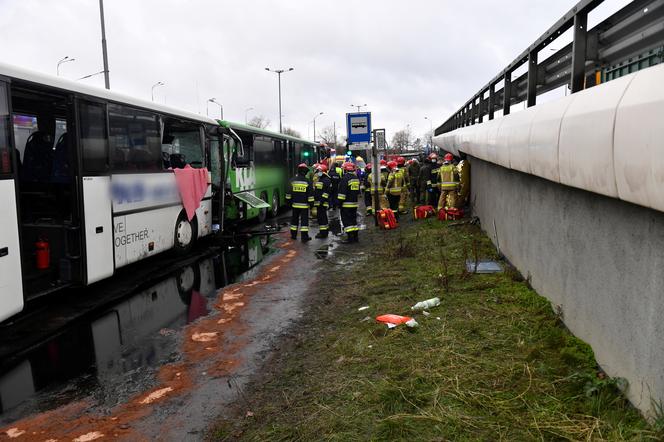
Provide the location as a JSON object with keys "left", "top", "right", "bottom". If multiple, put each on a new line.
{"left": 435, "top": 0, "right": 664, "bottom": 135}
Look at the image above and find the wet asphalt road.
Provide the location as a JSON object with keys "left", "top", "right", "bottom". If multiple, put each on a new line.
{"left": 0, "top": 209, "right": 358, "bottom": 441}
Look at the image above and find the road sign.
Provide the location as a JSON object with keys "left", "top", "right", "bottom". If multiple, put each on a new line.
{"left": 373, "top": 129, "right": 386, "bottom": 150}
{"left": 346, "top": 112, "right": 371, "bottom": 144}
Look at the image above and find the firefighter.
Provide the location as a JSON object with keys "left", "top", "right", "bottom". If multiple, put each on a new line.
{"left": 438, "top": 153, "right": 460, "bottom": 210}
{"left": 285, "top": 163, "right": 314, "bottom": 242}
{"left": 396, "top": 156, "right": 409, "bottom": 214}
{"left": 418, "top": 157, "right": 432, "bottom": 205}
{"left": 338, "top": 162, "right": 361, "bottom": 243}
{"left": 363, "top": 163, "right": 374, "bottom": 216}
{"left": 407, "top": 158, "right": 421, "bottom": 203}
{"left": 314, "top": 163, "right": 332, "bottom": 238}
{"left": 328, "top": 161, "right": 341, "bottom": 210}
{"left": 428, "top": 153, "right": 440, "bottom": 207}
{"left": 385, "top": 160, "right": 402, "bottom": 213}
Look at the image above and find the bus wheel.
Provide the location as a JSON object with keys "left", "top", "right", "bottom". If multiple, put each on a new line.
{"left": 269, "top": 190, "right": 279, "bottom": 218}
{"left": 174, "top": 212, "right": 196, "bottom": 254}
{"left": 258, "top": 192, "right": 268, "bottom": 223}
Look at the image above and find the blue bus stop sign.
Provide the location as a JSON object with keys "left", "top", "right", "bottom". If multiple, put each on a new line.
{"left": 346, "top": 112, "right": 371, "bottom": 144}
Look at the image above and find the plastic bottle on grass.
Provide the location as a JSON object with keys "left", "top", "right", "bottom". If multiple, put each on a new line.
{"left": 411, "top": 297, "right": 441, "bottom": 311}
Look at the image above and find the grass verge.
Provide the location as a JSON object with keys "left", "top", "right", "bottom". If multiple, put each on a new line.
{"left": 211, "top": 218, "right": 659, "bottom": 441}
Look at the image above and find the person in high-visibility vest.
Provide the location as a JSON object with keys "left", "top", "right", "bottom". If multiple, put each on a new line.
{"left": 313, "top": 163, "right": 332, "bottom": 238}
{"left": 437, "top": 153, "right": 460, "bottom": 210}
{"left": 385, "top": 161, "right": 403, "bottom": 213}
{"left": 285, "top": 163, "right": 314, "bottom": 242}
{"left": 379, "top": 160, "right": 390, "bottom": 210}
{"left": 396, "top": 156, "right": 409, "bottom": 214}
{"left": 338, "top": 162, "right": 361, "bottom": 243}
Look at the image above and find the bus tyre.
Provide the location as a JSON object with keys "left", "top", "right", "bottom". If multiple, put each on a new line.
{"left": 174, "top": 212, "right": 197, "bottom": 254}
{"left": 270, "top": 190, "right": 279, "bottom": 218}
{"left": 258, "top": 192, "right": 268, "bottom": 223}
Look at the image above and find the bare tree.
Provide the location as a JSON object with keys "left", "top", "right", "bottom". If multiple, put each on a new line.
{"left": 391, "top": 127, "right": 412, "bottom": 152}
{"left": 282, "top": 127, "right": 301, "bottom": 138}
{"left": 247, "top": 115, "right": 271, "bottom": 129}
{"left": 318, "top": 125, "right": 338, "bottom": 147}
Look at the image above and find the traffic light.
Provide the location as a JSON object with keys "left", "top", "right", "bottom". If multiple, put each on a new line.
{"left": 303, "top": 151, "right": 310, "bottom": 157}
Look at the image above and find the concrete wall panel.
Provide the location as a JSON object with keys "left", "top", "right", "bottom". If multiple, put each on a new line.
{"left": 614, "top": 63, "right": 664, "bottom": 211}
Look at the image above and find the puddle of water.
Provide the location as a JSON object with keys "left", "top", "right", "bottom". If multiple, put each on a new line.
{"left": 466, "top": 259, "right": 503, "bottom": 274}
{"left": 0, "top": 235, "right": 273, "bottom": 423}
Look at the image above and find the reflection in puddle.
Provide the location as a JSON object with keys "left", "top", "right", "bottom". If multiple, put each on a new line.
{"left": 0, "top": 235, "right": 271, "bottom": 421}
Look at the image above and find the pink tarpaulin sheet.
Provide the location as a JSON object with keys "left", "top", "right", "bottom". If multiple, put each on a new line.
{"left": 173, "top": 165, "right": 209, "bottom": 221}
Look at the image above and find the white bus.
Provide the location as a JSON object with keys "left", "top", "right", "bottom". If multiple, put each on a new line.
{"left": 0, "top": 62, "right": 223, "bottom": 323}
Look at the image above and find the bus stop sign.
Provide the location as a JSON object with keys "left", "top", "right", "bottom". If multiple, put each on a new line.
{"left": 374, "top": 129, "right": 386, "bottom": 150}
{"left": 346, "top": 112, "right": 371, "bottom": 144}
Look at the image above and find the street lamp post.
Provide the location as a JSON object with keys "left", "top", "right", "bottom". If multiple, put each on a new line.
{"left": 151, "top": 82, "right": 164, "bottom": 102}
{"left": 265, "top": 67, "right": 294, "bottom": 133}
{"left": 56, "top": 56, "right": 75, "bottom": 76}
{"left": 350, "top": 103, "right": 367, "bottom": 112}
{"left": 98, "top": 0, "right": 110, "bottom": 89}
{"left": 424, "top": 116, "right": 433, "bottom": 150}
{"left": 312, "top": 112, "right": 324, "bottom": 142}
{"left": 208, "top": 98, "right": 224, "bottom": 119}
{"left": 244, "top": 107, "right": 254, "bottom": 124}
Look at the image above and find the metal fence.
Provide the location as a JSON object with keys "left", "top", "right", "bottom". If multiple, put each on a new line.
{"left": 435, "top": 0, "right": 664, "bottom": 135}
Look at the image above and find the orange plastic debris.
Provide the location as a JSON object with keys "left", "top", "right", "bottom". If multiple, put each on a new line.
{"left": 375, "top": 314, "right": 413, "bottom": 325}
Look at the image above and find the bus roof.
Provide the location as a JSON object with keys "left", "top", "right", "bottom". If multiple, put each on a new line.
{"left": 0, "top": 62, "right": 218, "bottom": 126}
{"left": 219, "top": 120, "right": 319, "bottom": 147}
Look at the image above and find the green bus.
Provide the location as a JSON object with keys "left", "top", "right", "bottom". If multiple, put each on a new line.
{"left": 213, "top": 121, "right": 325, "bottom": 225}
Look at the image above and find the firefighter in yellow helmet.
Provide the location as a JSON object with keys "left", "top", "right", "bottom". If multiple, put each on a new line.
{"left": 438, "top": 153, "right": 460, "bottom": 210}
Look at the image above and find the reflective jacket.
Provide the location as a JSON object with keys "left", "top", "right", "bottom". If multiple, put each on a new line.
{"left": 285, "top": 174, "right": 314, "bottom": 209}
{"left": 338, "top": 172, "right": 361, "bottom": 208}
{"left": 430, "top": 163, "right": 441, "bottom": 189}
{"left": 314, "top": 173, "right": 332, "bottom": 207}
{"left": 386, "top": 168, "right": 405, "bottom": 195}
{"left": 367, "top": 169, "right": 386, "bottom": 193}
{"left": 439, "top": 163, "right": 459, "bottom": 190}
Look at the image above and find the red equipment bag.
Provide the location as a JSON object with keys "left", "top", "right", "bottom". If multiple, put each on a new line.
{"left": 438, "top": 207, "right": 465, "bottom": 221}
{"left": 378, "top": 209, "right": 398, "bottom": 230}
{"left": 413, "top": 205, "right": 436, "bottom": 220}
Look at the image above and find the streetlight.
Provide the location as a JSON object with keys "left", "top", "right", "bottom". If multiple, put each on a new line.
{"left": 151, "top": 81, "right": 164, "bottom": 102}
{"left": 244, "top": 107, "right": 254, "bottom": 124}
{"left": 312, "top": 112, "right": 324, "bottom": 142}
{"left": 98, "top": 0, "right": 110, "bottom": 89}
{"left": 208, "top": 98, "right": 224, "bottom": 119}
{"left": 265, "top": 67, "right": 295, "bottom": 133}
{"left": 56, "top": 56, "right": 75, "bottom": 76}
{"left": 350, "top": 104, "right": 367, "bottom": 112}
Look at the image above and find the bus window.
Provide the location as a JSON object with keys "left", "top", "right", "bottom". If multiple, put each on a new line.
{"left": 253, "top": 136, "right": 273, "bottom": 165}
{"left": 209, "top": 135, "right": 221, "bottom": 187}
{"left": 80, "top": 101, "right": 109, "bottom": 173}
{"left": 162, "top": 119, "right": 204, "bottom": 169}
{"left": 108, "top": 104, "right": 161, "bottom": 172}
{"left": 233, "top": 132, "right": 252, "bottom": 167}
{"left": 0, "top": 83, "right": 11, "bottom": 174}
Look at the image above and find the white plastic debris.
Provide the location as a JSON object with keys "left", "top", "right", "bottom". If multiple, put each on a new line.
{"left": 405, "top": 319, "right": 419, "bottom": 328}
{"left": 411, "top": 297, "right": 441, "bottom": 311}
{"left": 358, "top": 306, "right": 370, "bottom": 311}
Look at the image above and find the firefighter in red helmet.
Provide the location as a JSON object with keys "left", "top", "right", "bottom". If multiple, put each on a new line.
{"left": 438, "top": 152, "right": 459, "bottom": 211}
{"left": 385, "top": 160, "right": 403, "bottom": 213}
{"left": 285, "top": 163, "right": 314, "bottom": 242}
{"left": 338, "top": 162, "right": 361, "bottom": 243}
{"left": 396, "top": 156, "right": 409, "bottom": 213}
{"left": 428, "top": 153, "right": 441, "bottom": 207}
{"left": 314, "top": 163, "right": 332, "bottom": 238}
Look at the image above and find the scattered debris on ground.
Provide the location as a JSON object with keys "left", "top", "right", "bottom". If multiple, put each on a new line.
{"left": 210, "top": 218, "right": 661, "bottom": 441}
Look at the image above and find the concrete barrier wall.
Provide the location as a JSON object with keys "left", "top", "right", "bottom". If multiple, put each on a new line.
{"left": 470, "top": 156, "right": 664, "bottom": 416}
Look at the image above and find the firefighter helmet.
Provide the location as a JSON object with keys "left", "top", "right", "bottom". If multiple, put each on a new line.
{"left": 396, "top": 156, "right": 406, "bottom": 166}
{"left": 428, "top": 153, "right": 438, "bottom": 160}
{"left": 316, "top": 163, "right": 328, "bottom": 173}
{"left": 387, "top": 160, "right": 398, "bottom": 170}
{"left": 380, "top": 159, "right": 388, "bottom": 166}
{"left": 343, "top": 162, "right": 356, "bottom": 172}
{"left": 444, "top": 153, "right": 454, "bottom": 162}
{"left": 365, "top": 163, "right": 372, "bottom": 171}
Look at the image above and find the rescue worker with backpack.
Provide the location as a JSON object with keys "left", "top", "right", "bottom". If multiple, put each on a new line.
{"left": 438, "top": 153, "right": 460, "bottom": 210}
{"left": 285, "top": 163, "right": 314, "bottom": 242}
{"left": 314, "top": 163, "right": 332, "bottom": 238}
{"left": 338, "top": 162, "right": 361, "bottom": 243}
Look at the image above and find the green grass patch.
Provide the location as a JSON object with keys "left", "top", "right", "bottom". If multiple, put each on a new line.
{"left": 211, "top": 219, "right": 659, "bottom": 441}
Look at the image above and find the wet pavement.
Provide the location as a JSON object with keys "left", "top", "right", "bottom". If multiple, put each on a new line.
{"left": 0, "top": 211, "right": 357, "bottom": 441}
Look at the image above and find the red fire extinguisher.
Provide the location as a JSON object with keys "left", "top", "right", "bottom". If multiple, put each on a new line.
{"left": 35, "top": 237, "right": 50, "bottom": 270}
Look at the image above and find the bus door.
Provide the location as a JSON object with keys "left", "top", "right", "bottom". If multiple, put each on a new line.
{"left": 11, "top": 83, "right": 84, "bottom": 298}
{"left": 208, "top": 127, "right": 223, "bottom": 226}
{"left": 0, "top": 80, "right": 24, "bottom": 321}
{"left": 77, "top": 99, "right": 113, "bottom": 284}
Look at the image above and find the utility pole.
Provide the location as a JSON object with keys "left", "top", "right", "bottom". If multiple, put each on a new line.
{"left": 265, "top": 67, "right": 294, "bottom": 133}
{"left": 99, "top": 0, "right": 110, "bottom": 89}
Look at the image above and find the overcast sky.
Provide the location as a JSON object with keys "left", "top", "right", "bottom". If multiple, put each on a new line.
{"left": 0, "top": 0, "right": 628, "bottom": 143}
